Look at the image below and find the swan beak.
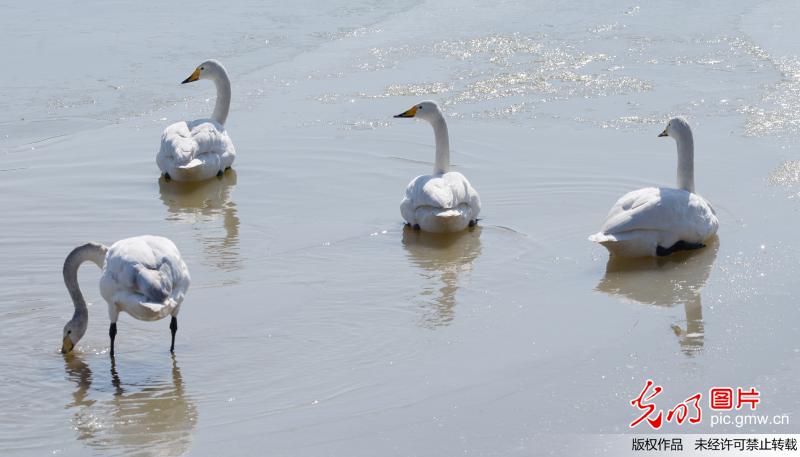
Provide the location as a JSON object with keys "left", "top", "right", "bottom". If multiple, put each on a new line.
{"left": 181, "top": 68, "right": 201, "bottom": 84}
{"left": 61, "top": 336, "right": 74, "bottom": 354}
{"left": 658, "top": 129, "right": 668, "bottom": 137}
{"left": 394, "top": 106, "right": 418, "bottom": 118}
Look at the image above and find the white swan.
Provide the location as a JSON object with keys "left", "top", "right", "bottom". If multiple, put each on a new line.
{"left": 61, "top": 235, "right": 191, "bottom": 356}
{"left": 589, "top": 117, "right": 719, "bottom": 258}
{"left": 394, "top": 101, "right": 481, "bottom": 233}
{"left": 157, "top": 59, "right": 235, "bottom": 182}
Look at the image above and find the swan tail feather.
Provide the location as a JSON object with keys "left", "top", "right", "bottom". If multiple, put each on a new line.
{"left": 139, "top": 301, "right": 169, "bottom": 314}
{"left": 433, "top": 209, "right": 464, "bottom": 218}
{"left": 177, "top": 158, "right": 203, "bottom": 170}
{"left": 589, "top": 232, "right": 617, "bottom": 244}
{"left": 139, "top": 297, "right": 179, "bottom": 319}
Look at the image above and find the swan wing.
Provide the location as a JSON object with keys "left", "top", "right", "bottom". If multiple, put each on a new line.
{"left": 157, "top": 119, "right": 235, "bottom": 180}
{"left": 400, "top": 172, "right": 481, "bottom": 232}
{"left": 101, "top": 236, "right": 191, "bottom": 320}
{"left": 599, "top": 187, "right": 718, "bottom": 241}
{"left": 403, "top": 172, "right": 481, "bottom": 210}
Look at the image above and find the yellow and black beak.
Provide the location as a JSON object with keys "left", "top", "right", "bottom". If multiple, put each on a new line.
{"left": 61, "top": 336, "right": 74, "bottom": 354}
{"left": 394, "top": 106, "right": 418, "bottom": 118}
{"left": 658, "top": 129, "right": 668, "bottom": 137}
{"left": 181, "top": 67, "right": 201, "bottom": 84}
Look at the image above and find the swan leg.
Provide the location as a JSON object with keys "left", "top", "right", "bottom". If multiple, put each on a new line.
{"left": 413, "top": 224, "right": 421, "bottom": 230}
{"left": 216, "top": 170, "right": 224, "bottom": 178}
{"left": 109, "top": 322, "right": 117, "bottom": 357}
{"left": 169, "top": 316, "right": 178, "bottom": 353}
{"left": 164, "top": 173, "right": 171, "bottom": 181}
{"left": 468, "top": 219, "right": 477, "bottom": 227}
{"left": 656, "top": 241, "right": 705, "bottom": 257}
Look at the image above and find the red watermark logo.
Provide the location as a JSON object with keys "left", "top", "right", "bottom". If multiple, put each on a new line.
{"left": 629, "top": 379, "right": 760, "bottom": 429}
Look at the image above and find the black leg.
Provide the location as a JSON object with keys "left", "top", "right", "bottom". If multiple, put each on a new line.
{"left": 413, "top": 224, "right": 421, "bottom": 230}
{"left": 657, "top": 241, "right": 706, "bottom": 257}
{"left": 164, "top": 173, "right": 171, "bottom": 181}
{"left": 170, "top": 316, "right": 178, "bottom": 353}
{"left": 216, "top": 170, "right": 224, "bottom": 178}
{"left": 109, "top": 322, "right": 117, "bottom": 357}
{"left": 468, "top": 219, "right": 477, "bottom": 227}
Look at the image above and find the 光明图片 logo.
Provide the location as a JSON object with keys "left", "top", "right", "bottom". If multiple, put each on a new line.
{"left": 629, "top": 379, "right": 761, "bottom": 429}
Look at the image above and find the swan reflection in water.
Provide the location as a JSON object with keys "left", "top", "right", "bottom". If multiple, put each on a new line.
{"left": 402, "top": 226, "right": 482, "bottom": 328}
{"left": 159, "top": 170, "right": 240, "bottom": 273}
{"left": 596, "top": 237, "right": 719, "bottom": 356}
{"left": 63, "top": 354, "right": 197, "bottom": 456}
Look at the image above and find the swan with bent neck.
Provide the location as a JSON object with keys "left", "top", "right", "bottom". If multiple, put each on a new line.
{"left": 589, "top": 117, "right": 719, "bottom": 258}
{"left": 394, "top": 100, "right": 481, "bottom": 233}
{"left": 157, "top": 59, "right": 236, "bottom": 182}
{"left": 61, "top": 236, "right": 191, "bottom": 356}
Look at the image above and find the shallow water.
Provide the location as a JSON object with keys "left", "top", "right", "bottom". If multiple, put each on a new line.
{"left": 2, "top": 0, "right": 800, "bottom": 455}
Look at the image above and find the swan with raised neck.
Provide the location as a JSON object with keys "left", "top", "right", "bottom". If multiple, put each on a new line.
{"left": 394, "top": 100, "right": 482, "bottom": 233}
{"left": 158, "top": 59, "right": 236, "bottom": 182}
{"left": 588, "top": 116, "right": 718, "bottom": 258}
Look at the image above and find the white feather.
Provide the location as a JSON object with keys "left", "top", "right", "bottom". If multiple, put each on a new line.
{"left": 100, "top": 236, "right": 191, "bottom": 322}
{"left": 589, "top": 187, "right": 718, "bottom": 257}
{"left": 157, "top": 119, "right": 235, "bottom": 181}
{"left": 401, "top": 172, "right": 481, "bottom": 233}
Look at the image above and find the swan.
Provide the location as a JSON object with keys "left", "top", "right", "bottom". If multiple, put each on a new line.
{"left": 589, "top": 117, "right": 719, "bottom": 258}
{"left": 157, "top": 59, "right": 235, "bottom": 182}
{"left": 394, "top": 100, "right": 481, "bottom": 233}
{"left": 60, "top": 235, "right": 191, "bottom": 356}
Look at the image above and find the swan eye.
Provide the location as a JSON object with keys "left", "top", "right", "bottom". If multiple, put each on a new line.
{"left": 67, "top": 330, "right": 71, "bottom": 334}
{"left": 200, "top": 66, "right": 204, "bottom": 70}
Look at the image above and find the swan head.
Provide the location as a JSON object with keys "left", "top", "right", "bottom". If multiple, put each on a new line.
{"left": 61, "top": 317, "right": 87, "bottom": 354}
{"left": 181, "top": 59, "right": 227, "bottom": 84}
{"left": 394, "top": 100, "right": 443, "bottom": 123}
{"left": 658, "top": 117, "right": 692, "bottom": 140}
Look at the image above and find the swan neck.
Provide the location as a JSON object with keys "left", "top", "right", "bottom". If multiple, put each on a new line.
{"left": 64, "top": 243, "right": 107, "bottom": 318}
{"left": 676, "top": 131, "right": 695, "bottom": 193}
{"left": 212, "top": 72, "right": 231, "bottom": 126}
{"left": 432, "top": 115, "right": 450, "bottom": 174}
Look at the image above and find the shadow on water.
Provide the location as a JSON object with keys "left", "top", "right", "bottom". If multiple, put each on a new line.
{"left": 158, "top": 170, "right": 240, "bottom": 273}
{"left": 63, "top": 354, "right": 197, "bottom": 456}
{"left": 402, "top": 225, "right": 483, "bottom": 328}
{"left": 595, "top": 237, "right": 719, "bottom": 356}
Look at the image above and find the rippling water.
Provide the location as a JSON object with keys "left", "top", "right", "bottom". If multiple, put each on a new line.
{"left": 2, "top": 0, "right": 800, "bottom": 455}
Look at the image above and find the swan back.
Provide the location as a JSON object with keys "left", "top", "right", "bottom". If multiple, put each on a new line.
{"left": 100, "top": 236, "right": 190, "bottom": 321}
{"left": 158, "top": 119, "right": 235, "bottom": 181}
{"left": 590, "top": 187, "right": 718, "bottom": 257}
{"left": 401, "top": 172, "right": 481, "bottom": 233}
